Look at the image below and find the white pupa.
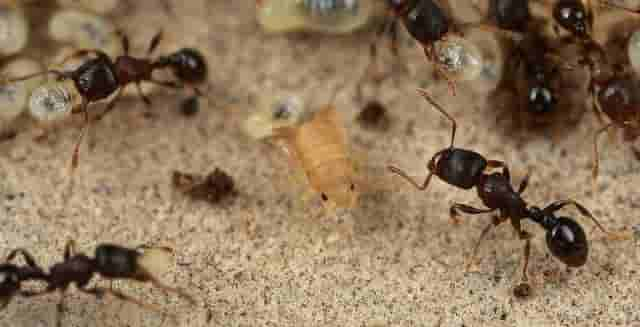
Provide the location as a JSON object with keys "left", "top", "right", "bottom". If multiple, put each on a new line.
{"left": 0, "top": 5, "right": 29, "bottom": 56}
{"left": 28, "top": 79, "right": 81, "bottom": 124}
{"left": 49, "top": 9, "right": 120, "bottom": 57}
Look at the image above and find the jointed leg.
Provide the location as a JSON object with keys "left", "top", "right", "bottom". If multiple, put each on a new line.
{"left": 137, "top": 82, "right": 152, "bottom": 107}
{"left": 592, "top": 122, "right": 614, "bottom": 188}
{"left": 149, "top": 78, "right": 184, "bottom": 89}
{"left": 417, "top": 88, "right": 457, "bottom": 147}
{"left": 449, "top": 203, "right": 494, "bottom": 225}
{"left": 543, "top": 199, "right": 628, "bottom": 239}
{"left": 71, "top": 100, "right": 91, "bottom": 171}
{"left": 80, "top": 286, "right": 170, "bottom": 317}
{"left": 148, "top": 31, "right": 163, "bottom": 55}
{"left": 486, "top": 160, "right": 510, "bottom": 180}
{"left": 6, "top": 249, "right": 38, "bottom": 267}
{"left": 94, "top": 87, "right": 124, "bottom": 122}
{"left": 424, "top": 45, "right": 458, "bottom": 96}
{"left": 387, "top": 166, "right": 435, "bottom": 191}
{"left": 64, "top": 240, "right": 77, "bottom": 260}
{"left": 147, "top": 275, "right": 196, "bottom": 305}
{"left": 517, "top": 171, "right": 530, "bottom": 194}
{"left": 57, "top": 50, "right": 107, "bottom": 67}
{"left": 56, "top": 290, "right": 67, "bottom": 327}
{"left": 116, "top": 30, "right": 130, "bottom": 55}
{"left": 3, "top": 70, "right": 66, "bottom": 84}
{"left": 467, "top": 214, "right": 506, "bottom": 269}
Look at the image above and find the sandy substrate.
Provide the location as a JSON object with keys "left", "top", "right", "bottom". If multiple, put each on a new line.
{"left": 0, "top": 1, "right": 638, "bottom": 326}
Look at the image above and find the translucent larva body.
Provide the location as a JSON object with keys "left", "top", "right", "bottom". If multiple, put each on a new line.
{"left": 628, "top": 29, "right": 640, "bottom": 74}
{"left": 433, "top": 35, "right": 484, "bottom": 83}
{"left": 49, "top": 9, "right": 119, "bottom": 57}
{"left": 244, "top": 95, "right": 310, "bottom": 140}
{"left": 28, "top": 79, "right": 81, "bottom": 123}
{"left": 256, "top": 0, "right": 383, "bottom": 34}
{"left": 274, "top": 105, "right": 358, "bottom": 210}
{"left": 57, "top": 0, "right": 121, "bottom": 14}
{"left": 0, "top": 58, "right": 43, "bottom": 123}
{"left": 0, "top": 5, "right": 28, "bottom": 56}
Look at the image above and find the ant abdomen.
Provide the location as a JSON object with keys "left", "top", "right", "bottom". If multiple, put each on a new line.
{"left": 546, "top": 217, "right": 588, "bottom": 267}
{"left": 28, "top": 80, "right": 81, "bottom": 123}
{"left": 164, "top": 48, "right": 207, "bottom": 84}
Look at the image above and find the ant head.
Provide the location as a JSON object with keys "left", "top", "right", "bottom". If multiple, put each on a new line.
{"left": 527, "top": 86, "right": 556, "bottom": 115}
{"left": 552, "top": 0, "right": 589, "bottom": 39}
{"left": 0, "top": 264, "right": 20, "bottom": 309}
{"left": 162, "top": 48, "right": 207, "bottom": 84}
{"left": 545, "top": 216, "right": 588, "bottom": 267}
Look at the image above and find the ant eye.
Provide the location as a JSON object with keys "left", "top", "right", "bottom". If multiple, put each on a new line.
{"left": 321, "top": 193, "right": 328, "bottom": 202}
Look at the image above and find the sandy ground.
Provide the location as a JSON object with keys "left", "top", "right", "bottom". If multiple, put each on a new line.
{"left": 0, "top": 1, "right": 639, "bottom": 326}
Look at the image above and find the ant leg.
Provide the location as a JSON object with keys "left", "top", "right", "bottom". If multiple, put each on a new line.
{"left": 2, "top": 70, "right": 66, "bottom": 84}
{"left": 6, "top": 249, "right": 38, "bottom": 267}
{"left": 517, "top": 171, "right": 530, "bottom": 194}
{"left": 467, "top": 214, "right": 506, "bottom": 269}
{"left": 388, "top": 166, "right": 435, "bottom": 190}
{"left": 356, "top": 18, "right": 394, "bottom": 102}
{"left": 543, "top": 200, "right": 629, "bottom": 239}
{"left": 486, "top": 160, "right": 509, "bottom": 180}
{"left": 148, "top": 30, "right": 163, "bottom": 55}
{"left": 63, "top": 240, "right": 77, "bottom": 260}
{"left": 94, "top": 87, "right": 124, "bottom": 122}
{"left": 592, "top": 122, "right": 614, "bottom": 188}
{"left": 80, "top": 286, "right": 171, "bottom": 317}
{"left": 71, "top": 100, "right": 91, "bottom": 171}
{"left": 149, "top": 78, "right": 184, "bottom": 89}
{"left": 424, "top": 45, "right": 458, "bottom": 96}
{"left": 115, "top": 30, "right": 130, "bottom": 55}
{"left": 417, "top": 88, "right": 457, "bottom": 147}
{"left": 449, "top": 203, "right": 494, "bottom": 225}
{"left": 136, "top": 82, "right": 152, "bottom": 107}
{"left": 56, "top": 290, "right": 67, "bottom": 327}
{"left": 146, "top": 275, "right": 196, "bottom": 305}
{"left": 57, "top": 49, "right": 107, "bottom": 67}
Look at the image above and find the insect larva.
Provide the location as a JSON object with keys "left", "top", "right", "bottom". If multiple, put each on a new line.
{"left": 28, "top": 79, "right": 81, "bottom": 124}
{"left": 256, "top": 0, "right": 383, "bottom": 34}
{"left": 49, "top": 9, "right": 120, "bottom": 57}
{"left": 273, "top": 105, "right": 358, "bottom": 210}
{"left": 244, "top": 95, "right": 309, "bottom": 140}
{"left": 0, "top": 5, "right": 28, "bottom": 56}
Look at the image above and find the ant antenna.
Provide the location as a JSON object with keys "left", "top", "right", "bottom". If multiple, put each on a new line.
{"left": 417, "top": 88, "right": 457, "bottom": 148}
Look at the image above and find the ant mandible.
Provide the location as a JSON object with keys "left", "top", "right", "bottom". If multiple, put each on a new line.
{"left": 4, "top": 30, "right": 207, "bottom": 170}
{"left": 0, "top": 241, "right": 195, "bottom": 327}
{"left": 388, "top": 89, "right": 620, "bottom": 294}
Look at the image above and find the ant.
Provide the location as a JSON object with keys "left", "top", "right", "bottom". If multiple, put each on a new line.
{"left": 373, "top": 0, "right": 472, "bottom": 95}
{"left": 0, "top": 241, "right": 195, "bottom": 327}
{"left": 388, "top": 89, "right": 621, "bottom": 294}
{"left": 4, "top": 30, "right": 207, "bottom": 170}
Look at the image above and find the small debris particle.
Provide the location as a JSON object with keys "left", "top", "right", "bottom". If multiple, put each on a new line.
{"left": 513, "top": 283, "right": 531, "bottom": 298}
{"left": 172, "top": 168, "right": 237, "bottom": 204}
{"left": 357, "top": 100, "right": 391, "bottom": 131}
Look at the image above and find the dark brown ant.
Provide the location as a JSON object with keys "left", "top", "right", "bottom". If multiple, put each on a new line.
{"left": 388, "top": 88, "right": 622, "bottom": 294}
{"left": 0, "top": 241, "right": 195, "bottom": 327}
{"left": 378, "top": 0, "right": 468, "bottom": 94}
{"left": 4, "top": 31, "right": 207, "bottom": 170}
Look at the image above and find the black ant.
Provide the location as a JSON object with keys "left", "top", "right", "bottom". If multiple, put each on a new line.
{"left": 374, "top": 0, "right": 470, "bottom": 94}
{"left": 0, "top": 241, "right": 195, "bottom": 327}
{"left": 388, "top": 89, "right": 622, "bottom": 294}
{"left": 4, "top": 31, "right": 207, "bottom": 170}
